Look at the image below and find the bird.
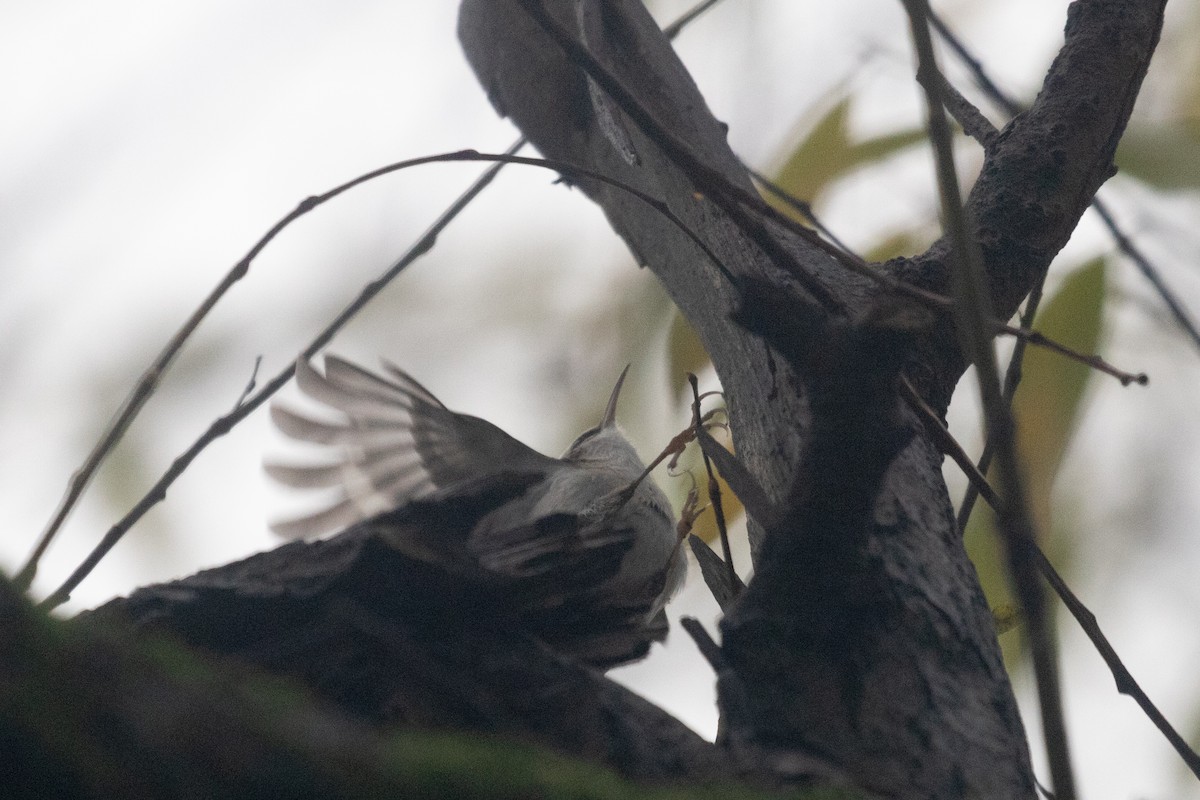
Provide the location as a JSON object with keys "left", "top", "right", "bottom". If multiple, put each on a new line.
{"left": 264, "top": 355, "right": 687, "bottom": 667}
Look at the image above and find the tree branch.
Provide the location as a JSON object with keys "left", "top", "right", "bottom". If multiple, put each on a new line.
{"left": 892, "top": 0, "right": 1168, "bottom": 410}
{"left": 80, "top": 494, "right": 731, "bottom": 784}
{"left": 4, "top": 574, "right": 752, "bottom": 798}
{"left": 454, "top": 2, "right": 1072, "bottom": 796}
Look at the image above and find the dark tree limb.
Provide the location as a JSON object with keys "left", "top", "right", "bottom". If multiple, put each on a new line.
{"left": 80, "top": 483, "right": 731, "bottom": 786}
{"left": 904, "top": 0, "right": 1078, "bottom": 792}
{"left": 892, "top": 0, "right": 1167, "bottom": 410}
{"left": 4, "top": 575, "right": 770, "bottom": 800}
{"left": 457, "top": 1, "right": 1165, "bottom": 797}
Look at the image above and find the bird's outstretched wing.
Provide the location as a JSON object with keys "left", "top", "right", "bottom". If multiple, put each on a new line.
{"left": 266, "top": 355, "right": 558, "bottom": 538}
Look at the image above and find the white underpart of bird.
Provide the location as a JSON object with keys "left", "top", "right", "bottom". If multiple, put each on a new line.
{"left": 265, "top": 355, "right": 687, "bottom": 619}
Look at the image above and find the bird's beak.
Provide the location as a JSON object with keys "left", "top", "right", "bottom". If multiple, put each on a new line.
{"left": 601, "top": 364, "right": 631, "bottom": 428}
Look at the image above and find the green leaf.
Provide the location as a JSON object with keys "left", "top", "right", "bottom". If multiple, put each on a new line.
{"left": 772, "top": 97, "right": 926, "bottom": 208}
{"left": 1011, "top": 257, "right": 1107, "bottom": 531}
{"left": 666, "top": 309, "right": 712, "bottom": 395}
{"left": 1116, "top": 122, "right": 1200, "bottom": 190}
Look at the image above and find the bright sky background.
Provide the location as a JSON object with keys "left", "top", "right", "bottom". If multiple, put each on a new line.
{"left": 3, "top": 2, "right": 1200, "bottom": 797}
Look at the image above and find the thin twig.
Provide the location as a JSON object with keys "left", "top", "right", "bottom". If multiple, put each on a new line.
{"left": 746, "top": 168, "right": 856, "bottom": 254}
{"left": 900, "top": 2, "right": 1077, "bottom": 795}
{"left": 40, "top": 143, "right": 756, "bottom": 608}
{"left": 902, "top": 375, "right": 1200, "bottom": 780}
{"left": 900, "top": 376, "right": 998, "bottom": 510}
{"left": 929, "top": 7, "right": 1200, "bottom": 355}
{"left": 1033, "top": 549, "right": 1200, "bottom": 779}
{"left": 997, "top": 322, "right": 1148, "bottom": 387}
{"left": 1091, "top": 197, "right": 1200, "bottom": 352}
{"left": 752, "top": 157, "right": 1145, "bottom": 390}
{"left": 936, "top": 74, "right": 999, "bottom": 147}
{"left": 15, "top": 217, "right": 269, "bottom": 590}
{"left": 688, "top": 374, "right": 738, "bottom": 599}
{"left": 518, "top": 0, "right": 900, "bottom": 313}
{"left": 661, "top": 0, "right": 725, "bottom": 39}
{"left": 37, "top": 0, "right": 729, "bottom": 606}
{"left": 931, "top": 7, "right": 1200, "bottom": 783}
{"left": 233, "top": 357, "right": 263, "bottom": 411}
{"left": 957, "top": 279, "right": 1046, "bottom": 532}
{"left": 927, "top": 10, "right": 1020, "bottom": 117}
{"left": 40, "top": 142, "right": 524, "bottom": 608}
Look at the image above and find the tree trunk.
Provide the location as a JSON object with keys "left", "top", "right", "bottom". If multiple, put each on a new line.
{"left": 457, "top": 1, "right": 1165, "bottom": 797}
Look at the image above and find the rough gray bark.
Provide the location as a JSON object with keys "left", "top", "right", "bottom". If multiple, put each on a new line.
{"left": 2, "top": 575, "right": 737, "bottom": 800}
{"left": 82, "top": 479, "right": 731, "bottom": 785}
{"left": 458, "top": 1, "right": 1164, "bottom": 798}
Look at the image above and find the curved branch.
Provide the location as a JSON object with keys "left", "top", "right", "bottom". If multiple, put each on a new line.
{"left": 893, "top": 0, "right": 1167, "bottom": 407}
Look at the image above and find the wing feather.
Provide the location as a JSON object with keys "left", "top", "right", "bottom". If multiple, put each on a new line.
{"left": 267, "top": 355, "right": 557, "bottom": 538}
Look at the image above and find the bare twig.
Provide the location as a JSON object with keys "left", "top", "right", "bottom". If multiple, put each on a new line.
{"left": 753, "top": 174, "right": 1142, "bottom": 392}
{"left": 935, "top": 75, "right": 999, "bottom": 147}
{"left": 900, "top": 2, "right": 1077, "bottom": 795}
{"left": 957, "top": 279, "right": 1046, "bottom": 532}
{"left": 233, "top": 357, "right": 263, "bottom": 411}
{"left": 997, "top": 322, "right": 1148, "bottom": 387}
{"left": 900, "top": 376, "right": 998, "bottom": 510}
{"left": 927, "top": 10, "right": 1021, "bottom": 118}
{"left": 688, "top": 373, "right": 738, "bottom": 599}
{"left": 517, "top": 0, "right": 942, "bottom": 313}
{"left": 15, "top": 210, "right": 273, "bottom": 590}
{"left": 1033, "top": 550, "right": 1200, "bottom": 779}
{"left": 1091, "top": 197, "right": 1200, "bottom": 352}
{"left": 33, "top": 0, "right": 732, "bottom": 607}
{"left": 929, "top": 7, "right": 1200, "bottom": 355}
{"left": 746, "top": 168, "right": 856, "bottom": 254}
{"left": 39, "top": 143, "right": 758, "bottom": 609}
{"left": 903, "top": 376, "right": 1200, "bottom": 780}
{"left": 661, "top": 0, "right": 725, "bottom": 39}
{"left": 41, "top": 143, "right": 521, "bottom": 608}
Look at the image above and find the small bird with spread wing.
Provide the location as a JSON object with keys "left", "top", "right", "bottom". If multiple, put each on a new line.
{"left": 266, "top": 356, "right": 687, "bottom": 667}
